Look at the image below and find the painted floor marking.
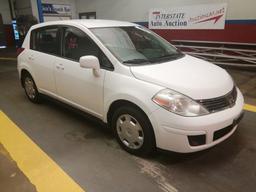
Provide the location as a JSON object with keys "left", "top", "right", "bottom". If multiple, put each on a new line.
{"left": 244, "top": 104, "right": 256, "bottom": 113}
{"left": 0, "top": 111, "right": 85, "bottom": 192}
{"left": 0, "top": 57, "right": 17, "bottom": 61}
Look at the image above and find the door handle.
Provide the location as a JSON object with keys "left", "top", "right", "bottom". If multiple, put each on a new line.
{"left": 56, "top": 64, "right": 64, "bottom": 70}
{"left": 28, "top": 55, "right": 34, "bottom": 61}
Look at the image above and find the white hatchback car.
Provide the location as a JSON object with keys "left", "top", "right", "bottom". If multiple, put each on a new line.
{"left": 18, "top": 20, "right": 244, "bottom": 156}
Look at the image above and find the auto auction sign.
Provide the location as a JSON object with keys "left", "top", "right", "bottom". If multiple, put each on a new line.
{"left": 149, "top": 3, "right": 227, "bottom": 30}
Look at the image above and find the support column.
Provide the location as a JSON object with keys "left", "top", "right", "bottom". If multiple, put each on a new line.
{"left": 36, "top": 0, "right": 44, "bottom": 23}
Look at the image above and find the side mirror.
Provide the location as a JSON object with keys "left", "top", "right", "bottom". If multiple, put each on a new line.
{"left": 79, "top": 55, "right": 100, "bottom": 77}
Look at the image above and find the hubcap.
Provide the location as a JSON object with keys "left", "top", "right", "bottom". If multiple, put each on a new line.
{"left": 116, "top": 114, "right": 144, "bottom": 149}
{"left": 24, "top": 77, "right": 36, "bottom": 99}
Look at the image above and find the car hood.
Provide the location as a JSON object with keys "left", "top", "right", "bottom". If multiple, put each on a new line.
{"left": 130, "top": 55, "right": 234, "bottom": 99}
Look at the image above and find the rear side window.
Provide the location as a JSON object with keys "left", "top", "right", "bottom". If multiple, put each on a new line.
{"left": 30, "top": 27, "right": 60, "bottom": 55}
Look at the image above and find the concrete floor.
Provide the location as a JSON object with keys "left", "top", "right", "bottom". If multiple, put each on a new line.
{"left": 0, "top": 55, "right": 256, "bottom": 192}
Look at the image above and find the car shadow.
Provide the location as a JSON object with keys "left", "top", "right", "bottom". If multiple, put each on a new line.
{"left": 40, "top": 94, "right": 114, "bottom": 139}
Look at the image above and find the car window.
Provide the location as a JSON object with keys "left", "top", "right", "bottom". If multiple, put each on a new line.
{"left": 62, "top": 26, "right": 113, "bottom": 70}
{"left": 31, "top": 26, "right": 60, "bottom": 56}
{"left": 91, "top": 26, "right": 183, "bottom": 65}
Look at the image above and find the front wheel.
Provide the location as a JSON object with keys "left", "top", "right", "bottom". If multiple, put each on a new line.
{"left": 111, "top": 105, "right": 156, "bottom": 156}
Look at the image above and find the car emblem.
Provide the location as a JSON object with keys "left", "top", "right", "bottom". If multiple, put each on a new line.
{"left": 228, "top": 95, "right": 234, "bottom": 105}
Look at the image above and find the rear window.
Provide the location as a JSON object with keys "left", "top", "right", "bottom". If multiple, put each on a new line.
{"left": 30, "top": 26, "right": 60, "bottom": 55}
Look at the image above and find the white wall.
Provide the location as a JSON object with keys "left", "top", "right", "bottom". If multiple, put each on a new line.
{"left": 30, "top": 0, "right": 39, "bottom": 21}
{"left": 75, "top": 0, "right": 256, "bottom": 21}
{"left": 0, "top": 0, "right": 12, "bottom": 24}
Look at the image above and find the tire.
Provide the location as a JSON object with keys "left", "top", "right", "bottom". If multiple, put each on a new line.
{"left": 22, "top": 73, "right": 41, "bottom": 103}
{"left": 111, "top": 105, "right": 156, "bottom": 156}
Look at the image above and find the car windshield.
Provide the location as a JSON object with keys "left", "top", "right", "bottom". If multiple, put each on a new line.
{"left": 90, "top": 26, "right": 183, "bottom": 65}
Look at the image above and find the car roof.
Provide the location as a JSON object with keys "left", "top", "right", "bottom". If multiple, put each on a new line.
{"left": 30, "top": 19, "right": 138, "bottom": 29}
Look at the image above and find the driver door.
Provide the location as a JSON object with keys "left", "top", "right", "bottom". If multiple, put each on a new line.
{"left": 54, "top": 26, "right": 108, "bottom": 118}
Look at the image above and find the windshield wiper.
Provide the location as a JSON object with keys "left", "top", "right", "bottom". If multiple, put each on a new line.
{"left": 151, "top": 53, "right": 183, "bottom": 62}
{"left": 123, "top": 58, "right": 150, "bottom": 64}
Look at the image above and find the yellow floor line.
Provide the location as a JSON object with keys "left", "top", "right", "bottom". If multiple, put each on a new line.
{"left": 0, "top": 111, "right": 85, "bottom": 192}
{"left": 0, "top": 57, "right": 17, "bottom": 61}
{"left": 244, "top": 104, "right": 256, "bottom": 113}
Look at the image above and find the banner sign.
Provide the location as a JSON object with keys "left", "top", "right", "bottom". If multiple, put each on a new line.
{"left": 149, "top": 3, "right": 227, "bottom": 30}
{"left": 42, "top": 3, "right": 71, "bottom": 16}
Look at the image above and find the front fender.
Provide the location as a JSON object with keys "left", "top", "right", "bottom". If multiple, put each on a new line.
{"left": 103, "top": 72, "right": 163, "bottom": 122}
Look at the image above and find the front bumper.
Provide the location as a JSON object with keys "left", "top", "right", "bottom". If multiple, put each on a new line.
{"left": 149, "top": 88, "right": 244, "bottom": 153}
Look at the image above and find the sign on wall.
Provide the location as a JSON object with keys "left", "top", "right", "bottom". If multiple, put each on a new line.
{"left": 11, "top": 20, "right": 19, "bottom": 40}
{"left": 149, "top": 3, "right": 227, "bottom": 30}
{"left": 42, "top": 3, "right": 71, "bottom": 16}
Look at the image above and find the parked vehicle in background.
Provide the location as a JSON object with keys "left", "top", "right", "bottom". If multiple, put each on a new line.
{"left": 17, "top": 20, "right": 244, "bottom": 156}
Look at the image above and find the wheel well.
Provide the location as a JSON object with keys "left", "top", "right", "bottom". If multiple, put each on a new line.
{"left": 108, "top": 100, "right": 137, "bottom": 124}
{"left": 20, "top": 69, "right": 31, "bottom": 87}
{"left": 107, "top": 99, "right": 156, "bottom": 147}
{"left": 107, "top": 100, "right": 151, "bottom": 125}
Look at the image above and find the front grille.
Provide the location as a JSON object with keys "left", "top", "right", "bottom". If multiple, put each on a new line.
{"left": 197, "top": 87, "right": 237, "bottom": 113}
{"left": 213, "top": 125, "right": 234, "bottom": 141}
{"left": 213, "top": 112, "right": 243, "bottom": 141}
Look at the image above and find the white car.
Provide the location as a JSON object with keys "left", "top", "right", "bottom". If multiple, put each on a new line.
{"left": 17, "top": 20, "right": 244, "bottom": 156}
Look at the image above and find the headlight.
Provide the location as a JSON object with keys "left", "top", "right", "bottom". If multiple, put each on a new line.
{"left": 152, "top": 89, "right": 209, "bottom": 117}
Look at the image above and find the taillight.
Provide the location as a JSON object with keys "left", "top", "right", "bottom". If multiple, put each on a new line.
{"left": 16, "top": 48, "right": 25, "bottom": 56}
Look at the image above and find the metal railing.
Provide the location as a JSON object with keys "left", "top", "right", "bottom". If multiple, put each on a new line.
{"left": 172, "top": 40, "right": 256, "bottom": 68}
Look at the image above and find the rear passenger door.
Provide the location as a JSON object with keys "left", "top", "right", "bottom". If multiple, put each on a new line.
{"left": 30, "top": 26, "right": 60, "bottom": 94}
{"left": 54, "top": 26, "right": 113, "bottom": 118}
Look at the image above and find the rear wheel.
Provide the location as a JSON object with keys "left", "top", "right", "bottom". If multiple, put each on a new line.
{"left": 111, "top": 105, "right": 156, "bottom": 156}
{"left": 22, "top": 73, "right": 41, "bottom": 103}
